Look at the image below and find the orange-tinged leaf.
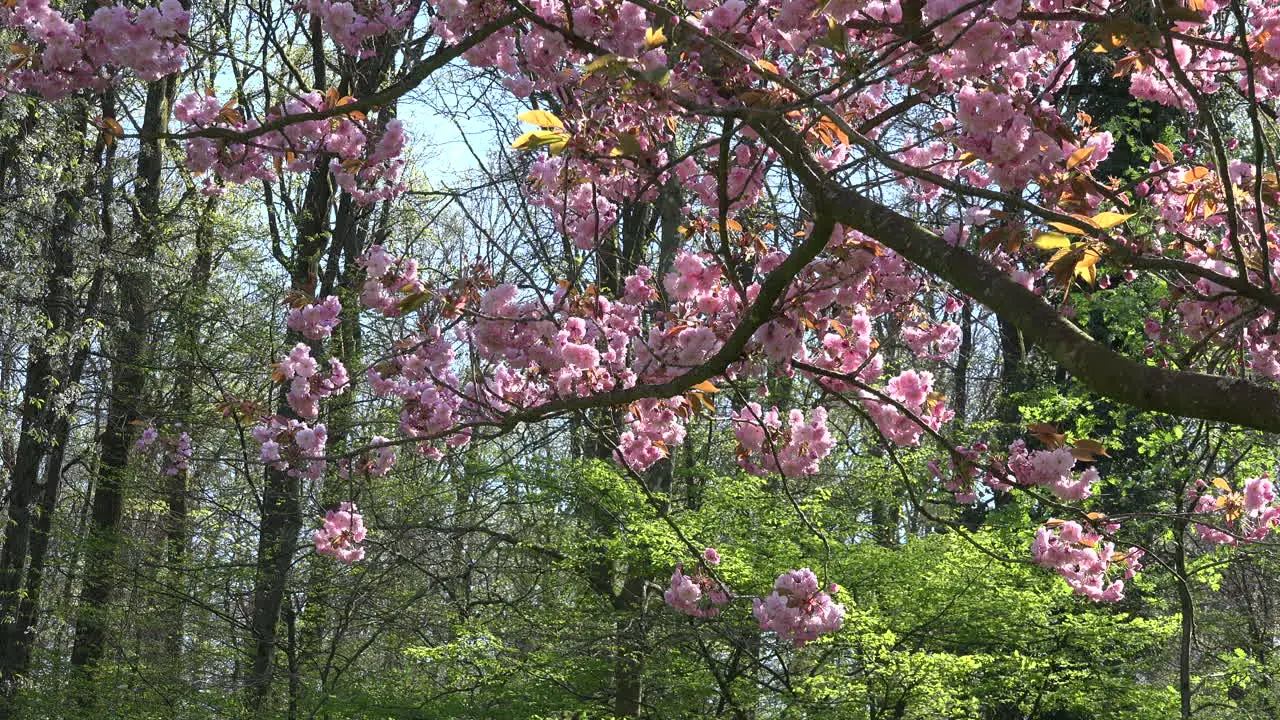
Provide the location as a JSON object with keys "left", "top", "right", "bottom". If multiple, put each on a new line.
{"left": 398, "top": 291, "right": 433, "bottom": 314}
{"left": 822, "top": 117, "right": 849, "bottom": 146}
{"left": 754, "top": 59, "right": 780, "bottom": 75}
{"left": 1112, "top": 54, "right": 1146, "bottom": 77}
{"left": 582, "top": 54, "right": 626, "bottom": 78}
{"left": 1182, "top": 166, "right": 1211, "bottom": 184}
{"left": 1070, "top": 438, "right": 1109, "bottom": 461}
{"left": 516, "top": 109, "right": 565, "bottom": 129}
{"left": 978, "top": 225, "right": 1012, "bottom": 251}
{"left": 1183, "top": 190, "right": 1201, "bottom": 222}
{"left": 1046, "top": 221, "right": 1089, "bottom": 235}
{"left": 1028, "top": 422, "right": 1066, "bottom": 448}
{"left": 1073, "top": 247, "right": 1103, "bottom": 284}
{"left": 1067, "top": 145, "right": 1097, "bottom": 170}
{"left": 613, "top": 131, "right": 644, "bottom": 157}
{"left": 644, "top": 26, "right": 667, "bottom": 48}
{"left": 511, "top": 131, "right": 539, "bottom": 149}
{"left": 1090, "top": 211, "right": 1135, "bottom": 229}
{"left": 1034, "top": 231, "right": 1073, "bottom": 249}
{"left": 692, "top": 380, "right": 719, "bottom": 393}
{"left": 1211, "top": 477, "right": 1231, "bottom": 492}
{"left": 511, "top": 129, "right": 571, "bottom": 153}
{"left": 1153, "top": 142, "right": 1175, "bottom": 164}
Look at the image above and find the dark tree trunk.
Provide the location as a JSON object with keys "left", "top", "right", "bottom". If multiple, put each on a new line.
{"left": 0, "top": 100, "right": 95, "bottom": 702}
{"left": 71, "top": 77, "right": 171, "bottom": 672}
{"left": 162, "top": 199, "right": 216, "bottom": 664}
{"left": 247, "top": 157, "right": 333, "bottom": 707}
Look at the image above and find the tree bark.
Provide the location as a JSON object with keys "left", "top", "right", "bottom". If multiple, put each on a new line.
{"left": 71, "top": 77, "right": 171, "bottom": 672}
{"left": 0, "top": 100, "right": 96, "bottom": 701}
{"left": 247, "top": 158, "right": 333, "bottom": 707}
{"left": 758, "top": 120, "right": 1280, "bottom": 433}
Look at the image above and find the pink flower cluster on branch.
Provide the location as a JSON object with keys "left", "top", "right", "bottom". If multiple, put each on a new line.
{"left": 732, "top": 403, "right": 834, "bottom": 478}
{"left": 313, "top": 501, "right": 367, "bottom": 563}
{"left": 297, "top": 0, "right": 415, "bottom": 57}
{"left": 288, "top": 295, "right": 343, "bottom": 340}
{"left": 135, "top": 424, "right": 193, "bottom": 476}
{"left": 753, "top": 568, "right": 845, "bottom": 647}
{"left": 174, "top": 92, "right": 407, "bottom": 203}
{"left": 1006, "top": 440, "right": 1100, "bottom": 502}
{"left": 252, "top": 416, "right": 328, "bottom": 480}
{"left": 1, "top": 0, "right": 189, "bottom": 99}
{"left": 1189, "top": 477, "right": 1280, "bottom": 545}
{"left": 664, "top": 551, "right": 843, "bottom": 646}
{"left": 862, "top": 370, "right": 954, "bottom": 448}
{"left": 1032, "top": 520, "right": 1143, "bottom": 603}
{"left": 664, "top": 562, "right": 730, "bottom": 618}
{"left": 276, "top": 343, "right": 349, "bottom": 420}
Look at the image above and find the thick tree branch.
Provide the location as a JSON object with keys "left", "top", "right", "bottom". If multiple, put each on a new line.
{"left": 758, "top": 122, "right": 1280, "bottom": 433}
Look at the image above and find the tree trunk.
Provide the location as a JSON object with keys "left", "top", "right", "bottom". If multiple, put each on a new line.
{"left": 0, "top": 101, "right": 93, "bottom": 702}
{"left": 71, "top": 77, "right": 170, "bottom": 673}
{"left": 247, "top": 156, "right": 333, "bottom": 707}
{"left": 162, "top": 200, "right": 216, "bottom": 664}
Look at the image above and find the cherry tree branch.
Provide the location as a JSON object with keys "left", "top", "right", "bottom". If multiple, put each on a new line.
{"left": 755, "top": 120, "right": 1280, "bottom": 434}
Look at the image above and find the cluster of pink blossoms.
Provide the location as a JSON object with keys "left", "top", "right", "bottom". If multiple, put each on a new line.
{"left": 288, "top": 296, "right": 343, "bottom": 340}
{"left": 135, "top": 424, "right": 193, "bottom": 476}
{"left": 732, "top": 404, "right": 834, "bottom": 478}
{"left": 1, "top": 0, "right": 189, "bottom": 99}
{"left": 862, "top": 370, "right": 954, "bottom": 447}
{"left": 337, "top": 435, "right": 398, "bottom": 479}
{"left": 255, "top": 295, "right": 346, "bottom": 480}
{"left": 664, "top": 562, "right": 731, "bottom": 618}
{"left": 313, "top": 501, "right": 367, "bottom": 563}
{"left": 357, "top": 244, "right": 425, "bottom": 316}
{"left": 664, "top": 552, "right": 843, "bottom": 645}
{"left": 277, "top": 343, "right": 349, "bottom": 420}
{"left": 1032, "top": 520, "right": 1143, "bottom": 603}
{"left": 1005, "top": 440, "right": 1099, "bottom": 502}
{"left": 367, "top": 323, "right": 470, "bottom": 460}
{"left": 753, "top": 568, "right": 845, "bottom": 647}
{"left": 174, "top": 91, "right": 407, "bottom": 203}
{"left": 252, "top": 417, "right": 328, "bottom": 479}
{"left": 137, "top": 426, "right": 160, "bottom": 449}
{"left": 352, "top": 229, "right": 950, "bottom": 479}
{"left": 296, "top": 0, "right": 414, "bottom": 57}
{"left": 366, "top": 436, "right": 398, "bottom": 476}
{"left": 615, "top": 397, "right": 688, "bottom": 472}
{"left": 928, "top": 443, "right": 991, "bottom": 505}
{"left": 167, "top": 431, "right": 192, "bottom": 477}
{"left": 931, "top": 434, "right": 1105, "bottom": 505}
{"left": 1189, "top": 477, "right": 1280, "bottom": 545}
